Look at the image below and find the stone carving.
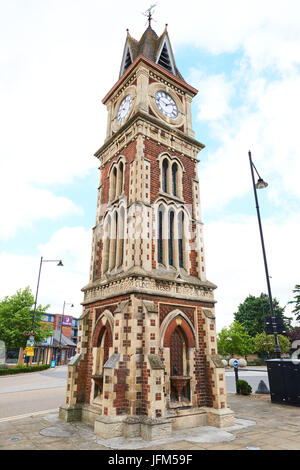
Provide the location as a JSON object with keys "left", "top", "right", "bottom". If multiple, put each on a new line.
{"left": 209, "top": 354, "right": 225, "bottom": 368}
{"left": 148, "top": 354, "right": 164, "bottom": 370}
{"left": 202, "top": 308, "right": 215, "bottom": 319}
{"left": 143, "top": 300, "right": 158, "bottom": 314}
{"left": 103, "top": 353, "right": 121, "bottom": 369}
{"left": 82, "top": 276, "right": 215, "bottom": 304}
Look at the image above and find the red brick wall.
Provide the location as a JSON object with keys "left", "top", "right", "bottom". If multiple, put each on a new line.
{"left": 143, "top": 139, "right": 196, "bottom": 207}
{"left": 100, "top": 140, "right": 137, "bottom": 206}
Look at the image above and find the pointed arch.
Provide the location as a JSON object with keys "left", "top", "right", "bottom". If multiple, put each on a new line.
{"left": 172, "top": 162, "right": 178, "bottom": 196}
{"left": 162, "top": 158, "right": 168, "bottom": 193}
{"left": 168, "top": 209, "right": 175, "bottom": 266}
{"left": 92, "top": 310, "right": 114, "bottom": 348}
{"left": 157, "top": 204, "right": 164, "bottom": 264}
{"left": 161, "top": 309, "right": 197, "bottom": 349}
{"left": 102, "top": 214, "right": 111, "bottom": 274}
{"left": 178, "top": 210, "right": 184, "bottom": 269}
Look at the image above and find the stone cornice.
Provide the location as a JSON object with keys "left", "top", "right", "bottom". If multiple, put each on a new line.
{"left": 81, "top": 273, "right": 216, "bottom": 306}
{"left": 94, "top": 111, "right": 204, "bottom": 166}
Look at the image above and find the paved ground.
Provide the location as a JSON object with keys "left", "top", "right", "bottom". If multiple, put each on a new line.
{"left": 1, "top": 392, "right": 300, "bottom": 451}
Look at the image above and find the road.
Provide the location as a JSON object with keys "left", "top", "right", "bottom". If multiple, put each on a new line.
{"left": 0, "top": 366, "right": 68, "bottom": 420}
{"left": 226, "top": 368, "right": 269, "bottom": 393}
{"left": 0, "top": 365, "right": 269, "bottom": 420}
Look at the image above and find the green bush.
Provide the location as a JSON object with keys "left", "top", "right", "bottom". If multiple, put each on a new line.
{"left": 0, "top": 364, "right": 50, "bottom": 375}
{"left": 236, "top": 379, "right": 252, "bottom": 395}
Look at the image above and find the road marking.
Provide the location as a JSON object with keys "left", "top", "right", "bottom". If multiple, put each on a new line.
{"left": 0, "top": 408, "right": 59, "bottom": 423}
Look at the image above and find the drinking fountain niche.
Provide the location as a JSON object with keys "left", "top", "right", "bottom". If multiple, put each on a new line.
{"left": 169, "top": 326, "right": 191, "bottom": 404}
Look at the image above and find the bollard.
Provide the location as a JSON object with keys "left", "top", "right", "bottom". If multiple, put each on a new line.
{"left": 233, "top": 360, "right": 239, "bottom": 393}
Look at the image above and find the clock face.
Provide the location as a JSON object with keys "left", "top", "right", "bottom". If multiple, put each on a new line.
{"left": 155, "top": 91, "right": 178, "bottom": 119}
{"left": 117, "top": 94, "right": 132, "bottom": 123}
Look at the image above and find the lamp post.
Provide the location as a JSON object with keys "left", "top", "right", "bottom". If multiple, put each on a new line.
{"left": 27, "top": 257, "right": 63, "bottom": 366}
{"left": 31, "top": 257, "right": 64, "bottom": 333}
{"left": 248, "top": 150, "right": 281, "bottom": 359}
{"left": 58, "top": 301, "right": 74, "bottom": 365}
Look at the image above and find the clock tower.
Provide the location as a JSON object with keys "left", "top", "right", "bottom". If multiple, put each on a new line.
{"left": 60, "top": 22, "right": 234, "bottom": 440}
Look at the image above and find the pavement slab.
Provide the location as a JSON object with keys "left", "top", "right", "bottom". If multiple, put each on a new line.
{"left": 1, "top": 392, "right": 300, "bottom": 450}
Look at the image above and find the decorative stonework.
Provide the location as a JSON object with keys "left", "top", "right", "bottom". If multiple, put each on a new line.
{"left": 82, "top": 275, "right": 215, "bottom": 305}
{"left": 59, "top": 23, "right": 234, "bottom": 439}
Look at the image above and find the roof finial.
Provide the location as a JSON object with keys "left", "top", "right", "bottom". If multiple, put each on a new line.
{"left": 143, "top": 4, "right": 157, "bottom": 27}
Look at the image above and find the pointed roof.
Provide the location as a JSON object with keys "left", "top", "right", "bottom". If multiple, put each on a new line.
{"left": 119, "top": 25, "right": 184, "bottom": 81}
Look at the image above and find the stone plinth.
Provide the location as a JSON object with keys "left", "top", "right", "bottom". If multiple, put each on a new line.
{"left": 59, "top": 404, "right": 82, "bottom": 423}
{"left": 140, "top": 417, "right": 172, "bottom": 441}
{"left": 94, "top": 415, "right": 124, "bottom": 438}
{"left": 205, "top": 407, "right": 235, "bottom": 428}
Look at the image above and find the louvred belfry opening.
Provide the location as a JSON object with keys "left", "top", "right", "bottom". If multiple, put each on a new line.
{"left": 124, "top": 51, "right": 132, "bottom": 71}
{"left": 157, "top": 43, "right": 173, "bottom": 73}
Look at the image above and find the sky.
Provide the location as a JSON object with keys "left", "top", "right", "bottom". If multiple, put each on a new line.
{"left": 0, "top": 0, "right": 299, "bottom": 331}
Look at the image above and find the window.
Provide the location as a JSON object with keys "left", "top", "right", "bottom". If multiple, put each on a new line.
{"left": 158, "top": 205, "right": 164, "bottom": 264}
{"left": 111, "top": 166, "right": 117, "bottom": 200}
{"left": 160, "top": 155, "right": 183, "bottom": 198}
{"left": 178, "top": 211, "right": 184, "bottom": 268}
{"left": 168, "top": 210, "right": 175, "bottom": 266}
{"left": 110, "top": 159, "right": 125, "bottom": 202}
{"left": 117, "top": 207, "right": 125, "bottom": 268}
{"left": 162, "top": 159, "right": 168, "bottom": 193}
{"left": 103, "top": 215, "right": 111, "bottom": 273}
{"left": 172, "top": 162, "right": 178, "bottom": 196}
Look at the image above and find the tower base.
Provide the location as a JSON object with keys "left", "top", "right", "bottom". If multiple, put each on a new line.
{"left": 59, "top": 404, "right": 235, "bottom": 441}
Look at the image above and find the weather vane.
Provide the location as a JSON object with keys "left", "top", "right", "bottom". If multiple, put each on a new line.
{"left": 143, "top": 4, "right": 157, "bottom": 27}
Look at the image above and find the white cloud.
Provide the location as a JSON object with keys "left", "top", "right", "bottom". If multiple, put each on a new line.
{"left": 1, "top": 1, "right": 300, "bottom": 334}
{"left": 0, "top": 226, "right": 92, "bottom": 317}
{"left": 0, "top": 176, "right": 82, "bottom": 240}
{"left": 204, "top": 213, "right": 300, "bottom": 332}
{"left": 158, "top": 0, "right": 300, "bottom": 72}
{"left": 189, "top": 71, "right": 234, "bottom": 121}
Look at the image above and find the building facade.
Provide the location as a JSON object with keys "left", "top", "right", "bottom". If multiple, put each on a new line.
{"left": 42, "top": 313, "right": 79, "bottom": 346}
{"left": 60, "top": 23, "right": 234, "bottom": 439}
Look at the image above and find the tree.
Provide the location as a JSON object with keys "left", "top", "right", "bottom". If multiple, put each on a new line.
{"left": 254, "top": 332, "right": 291, "bottom": 357}
{"left": 217, "top": 321, "right": 255, "bottom": 359}
{"left": 0, "top": 287, "right": 53, "bottom": 356}
{"left": 234, "top": 293, "right": 292, "bottom": 338}
{"left": 288, "top": 285, "right": 300, "bottom": 321}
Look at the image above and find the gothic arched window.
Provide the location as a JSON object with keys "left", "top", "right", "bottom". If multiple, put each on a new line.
{"left": 103, "top": 215, "right": 111, "bottom": 273}
{"left": 117, "top": 206, "right": 125, "bottom": 268}
{"left": 158, "top": 204, "right": 164, "bottom": 264}
{"left": 117, "top": 161, "right": 124, "bottom": 197}
{"left": 172, "top": 162, "right": 178, "bottom": 196}
{"left": 178, "top": 211, "right": 184, "bottom": 268}
{"left": 168, "top": 210, "right": 175, "bottom": 266}
{"left": 162, "top": 159, "right": 168, "bottom": 193}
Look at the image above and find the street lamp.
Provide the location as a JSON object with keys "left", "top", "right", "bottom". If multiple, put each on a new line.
{"left": 58, "top": 301, "right": 74, "bottom": 365}
{"left": 30, "top": 256, "right": 63, "bottom": 337}
{"left": 248, "top": 150, "right": 281, "bottom": 359}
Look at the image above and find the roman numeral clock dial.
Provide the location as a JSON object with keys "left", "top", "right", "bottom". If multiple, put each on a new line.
{"left": 117, "top": 94, "right": 133, "bottom": 123}
{"left": 155, "top": 91, "right": 178, "bottom": 119}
